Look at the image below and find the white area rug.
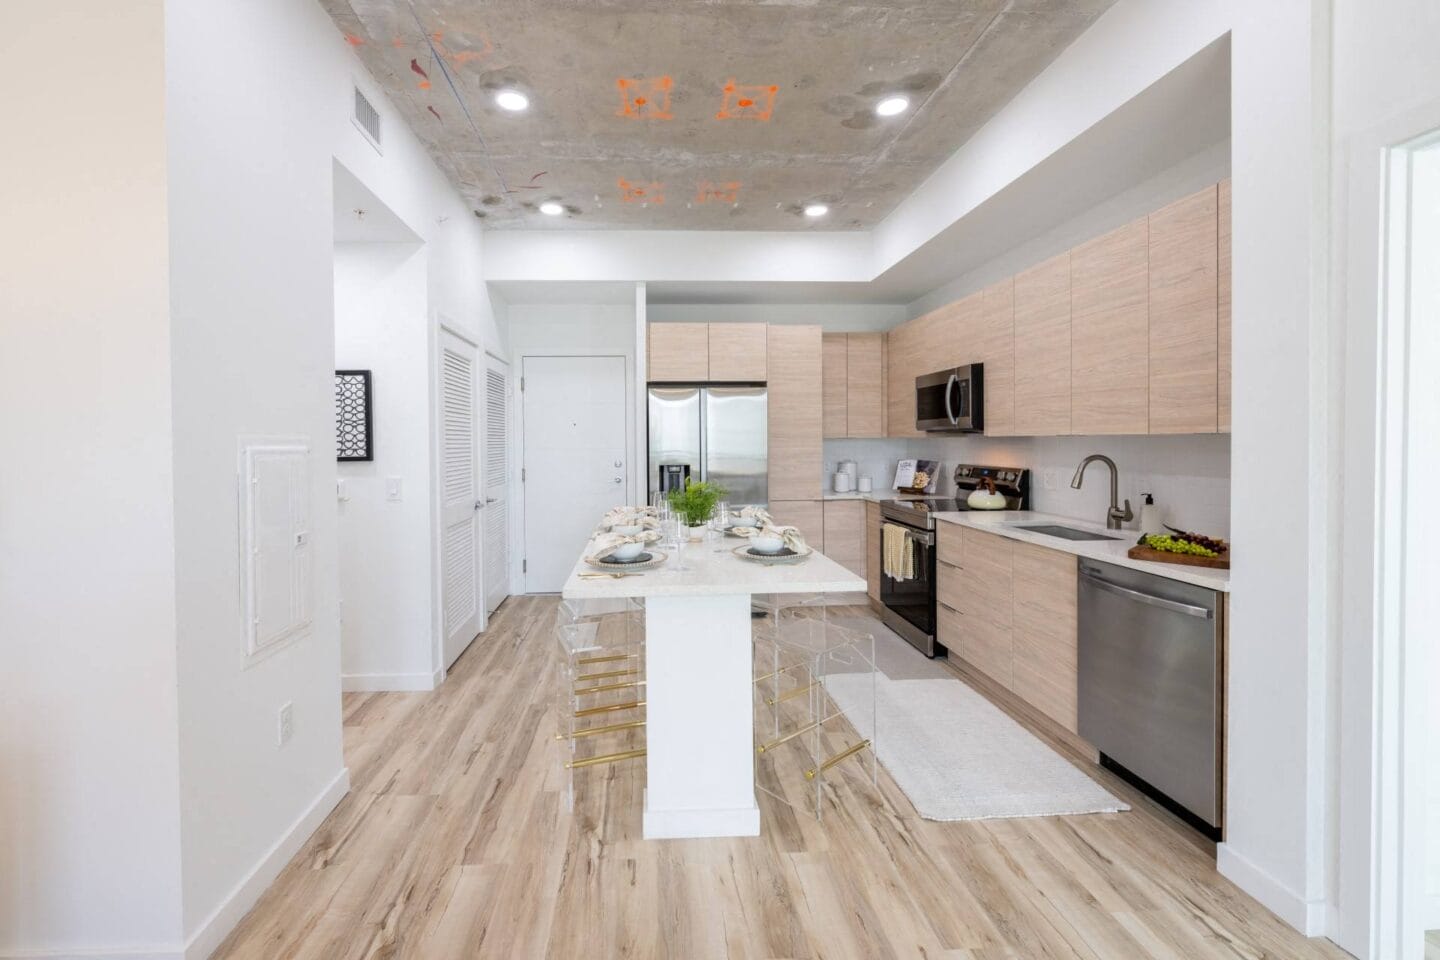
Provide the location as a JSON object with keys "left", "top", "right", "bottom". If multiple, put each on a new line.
{"left": 825, "top": 673, "right": 1128, "bottom": 822}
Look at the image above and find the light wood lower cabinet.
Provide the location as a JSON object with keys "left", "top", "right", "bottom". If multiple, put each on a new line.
{"left": 768, "top": 500, "right": 824, "bottom": 552}
{"left": 821, "top": 499, "right": 865, "bottom": 580}
{"left": 1010, "top": 542, "right": 1079, "bottom": 733}
{"left": 936, "top": 524, "right": 1080, "bottom": 732}
{"left": 864, "top": 500, "right": 881, "bottom": 603}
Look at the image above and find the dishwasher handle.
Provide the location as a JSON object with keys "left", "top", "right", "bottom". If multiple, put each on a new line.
{"left": 1080, "top": 570, "right": 1214, "bottom": 619}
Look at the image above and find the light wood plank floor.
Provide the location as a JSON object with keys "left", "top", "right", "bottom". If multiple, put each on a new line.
{"left": 213, "top": 595, "right": 1353, "bottom": 959}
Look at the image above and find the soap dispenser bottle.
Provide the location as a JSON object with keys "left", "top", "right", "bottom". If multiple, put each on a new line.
{"left": 1138, "top": 493, "right": 1163, "bottom": 536}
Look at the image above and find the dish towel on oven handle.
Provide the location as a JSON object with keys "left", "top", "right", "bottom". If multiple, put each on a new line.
{"left": 882, "top": 522, "right": 915, "bottom": 582}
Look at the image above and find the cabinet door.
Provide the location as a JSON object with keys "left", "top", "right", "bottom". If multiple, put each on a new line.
{"left": 822, "top": 333, "right": 849, "bottom": 438}
{"left": 937, "top": 522, "right": 963, "bottom": 569}
{"left": 648, "top": 323, "right": 710, "bottom": 382}
{"left": 979, "top": 278, "right": 1016, "bottom": 436}
{"left": 846, "top": 333, "right": 885, "bottom": 437}
{"left": 864, "top": 500, "right": 881, "bottom": 602}
{"left": 947, "top": 292, "right": 985, "bottom": 369}
{"left": 821, "top": 499, "right": 865, "bottom": 578}
{"left": 952, "top": 529, "right": 1013, "bottom": 689}
{"left": 1071, "top": 217, "right": 1150, "bottom": 434}
{"left": 1218, "top": 178, "right": 1232, "bottom": 433}
{"left": 1013, "top": 251, "right": 1072, "bottom": 436}
{"left": 885, "top": 319, "right": 924, "bottom": 438}
{"left": 1010, "top": 542, "right": 1079, "bottom": 733}
{"left": 767, "top": 325, "right": 822, "bottom": 500}
{"left": 768, "top": 500, "right": 824, "bottom": 551}
{"left": 708, "top": 323, "right": 767, "bottom": 381}
{"left": 1149, "top": 185, "right": 1219, "bottom": 434}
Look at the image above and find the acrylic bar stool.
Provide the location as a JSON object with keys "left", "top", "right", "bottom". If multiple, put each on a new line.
{"left": 554, "top": 596, "right": 646, "bottom": 812}
{"left": 751, "top": 593, "right": 878, "bottom": 820}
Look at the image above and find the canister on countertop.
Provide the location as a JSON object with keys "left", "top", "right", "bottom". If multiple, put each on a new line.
{"left": 1139, "top": 492, "right": 1163, "bottom": 535}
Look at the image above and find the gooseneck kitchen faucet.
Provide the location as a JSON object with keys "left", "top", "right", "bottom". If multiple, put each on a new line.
{"left": 1071, "top": 454, "right": 1133, "bottom": 530}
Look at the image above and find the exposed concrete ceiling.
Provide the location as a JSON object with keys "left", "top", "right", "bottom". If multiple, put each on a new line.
{"left": 322, "top": 0, "right": 1117, "bottom": 231}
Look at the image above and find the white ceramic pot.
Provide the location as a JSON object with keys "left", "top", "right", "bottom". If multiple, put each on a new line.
{"left": 686, "top": 524, "right": 708, "bottom": 542}
{"left": 610, "top": 541, "right": 646, "bottom": 562}
{"left": 750, "top": 534, "right": 785, "bottom": 554}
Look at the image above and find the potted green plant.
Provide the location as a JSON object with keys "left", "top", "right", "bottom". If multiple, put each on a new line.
{"left": 667, "top": 479, "right": 726, "bottom": 540}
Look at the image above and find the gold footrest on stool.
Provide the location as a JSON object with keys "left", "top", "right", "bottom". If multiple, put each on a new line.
{"left": 756, "top": 720, "right": 820, "bottom": 755}
{"left": 574, "top": 699, "right": 646, "bottom": 718}
{"left": 564, "top": 748, "right": 647, "bottom": 770}
{"left": 804, "top": 739, "right": 872, "bottom": 780}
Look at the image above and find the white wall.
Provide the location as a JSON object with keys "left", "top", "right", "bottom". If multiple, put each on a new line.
{"left": 507, "top": 301, "right": 639, "bottom": 591}
{"left": 0, "top": 2, "right": 187, "bottom": 953}
{"left": 334, "top": 243, "right": 438, "bottom": 691}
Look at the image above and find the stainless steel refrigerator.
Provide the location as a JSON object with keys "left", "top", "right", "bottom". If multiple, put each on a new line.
{"left": 647, "top": 386, "right": 767, "bottom": 506}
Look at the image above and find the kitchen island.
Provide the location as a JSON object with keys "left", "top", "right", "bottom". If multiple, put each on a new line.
{"left": 561, "top": 535, "right": 865, "bottom": 839}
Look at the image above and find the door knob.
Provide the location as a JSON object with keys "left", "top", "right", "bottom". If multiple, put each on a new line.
{"left": 474, "top": 500, "right": 484, "bottom": 511}
{"left": 614, "top": 460, "right": 623, "bottom": 468}
{"left": 613, "top": 477, "right": 623, "bottom": 484}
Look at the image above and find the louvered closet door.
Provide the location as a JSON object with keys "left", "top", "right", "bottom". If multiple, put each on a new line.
{"left": 439, "top": 329, "right": 482, "bottom": 670}
{"left": 482, "top": 354, "right": 511, "bottom": 616}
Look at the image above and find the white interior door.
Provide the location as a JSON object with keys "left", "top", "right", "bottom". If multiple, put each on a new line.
{"left": 522, "top": 355, "right": 628, "bottom": 592}
{"left": 482, "top": 354, "right": 511, "bottom": 615}
{"left": 438, "top": 328, "right": 482, "bottom": 669}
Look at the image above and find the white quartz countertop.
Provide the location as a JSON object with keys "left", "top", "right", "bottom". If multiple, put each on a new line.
{"left": 561, "top": 533, "right": 867, "bottom": 599}
{"left": 822, "top": 492, "right": 943, "bottom": 502}
{"left": 931, "top": 510, "right": 1231, "bottom": 593}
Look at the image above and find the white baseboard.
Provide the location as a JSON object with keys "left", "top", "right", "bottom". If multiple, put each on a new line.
{"left": 1217, "top": 843, "right": 1327, "bottom": 937}
{"left": 181, "top": 768, "right": 350, "bottom": 960}
{"left": 341, "top": 669, "right": 440, "bottom": 692}
{"left": 0, "top": 947, "right": 183, "bottom": 960}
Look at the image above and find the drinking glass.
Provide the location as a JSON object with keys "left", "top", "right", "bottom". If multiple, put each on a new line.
{"left": 664, "top": 516, "right": 688, "bottom": 571}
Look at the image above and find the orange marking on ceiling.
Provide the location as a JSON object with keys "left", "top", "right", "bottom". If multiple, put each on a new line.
{"left": 619, "top": 178, "right": 665, "bottom": 204}
{"left": 616, "top": 76, "right": 674, "bottom": 120}
{"left": 716, "top": 79, "right": 778, "bottom": 121}
{"left": 694, "top": 180, "right": 741, "bottom": 204}
{"left": 344, "top": 33, "right": 365, "bottom": 46}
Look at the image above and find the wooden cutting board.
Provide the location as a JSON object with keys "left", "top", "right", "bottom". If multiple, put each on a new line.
{"left": 1127, "top": 545, "right": 1230, "bottom": 569}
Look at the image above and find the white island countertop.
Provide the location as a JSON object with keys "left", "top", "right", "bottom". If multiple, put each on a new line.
{"left": 931, "top": 510, "right": 1231, "bottom": 593}
{"left": 561, "top": 534, "right": 866, "bottom": 599}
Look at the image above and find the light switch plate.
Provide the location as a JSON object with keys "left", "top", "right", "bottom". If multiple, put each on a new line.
{"left": 386, "top": 477, "right": 403, "bottom": 501}
{"left": 336, "top": 478, "right": 349, "bottom": 501}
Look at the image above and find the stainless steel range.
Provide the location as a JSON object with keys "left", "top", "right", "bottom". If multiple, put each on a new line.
{"left": 878, "top": 464, "right": 1030, "bottom": 657}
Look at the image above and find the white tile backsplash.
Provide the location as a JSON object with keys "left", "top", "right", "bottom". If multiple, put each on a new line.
{"left": 822, "top": 434, "right": 1231, "bottom": 538}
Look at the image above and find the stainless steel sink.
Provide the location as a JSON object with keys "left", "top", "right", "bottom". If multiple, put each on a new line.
{"left": 1013, "top": 523, "right": 1121, "bottom": 542}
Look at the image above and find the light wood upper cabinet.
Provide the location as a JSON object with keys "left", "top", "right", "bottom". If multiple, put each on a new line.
{"left": 864, "top": 500, "right": 881, "bottom": 603}
{"left": 979, "top": 278, "right": 1016, "bottom": 436}
{"left": 822, "top": 334, "right": 849, "bottom": 438}
{"left": 1218, "top": 178, "right": 1232, "bottom": 433}
{"left": 647, "top": 323, "right": 710, "bottom": 382}
{"left": 1071, "top": 216, "right": 1150, "bottom": 435}
{"left": 1010, "top": 542, "right": 1079, "bottom": 733}
{"left": 846, "top": 333, "right": 885, "bottom": 437}
{"left": 949, "top": 292, "right": 985, "bottom": 369}
{"left": 1149, "top": 185, "right": 1219, "bottom": 434}
{"left": 885, "top": 317, "right": 927, "bottom": 438}
{"left": 822, "top": 499, "right": 865, "bottom": 578}
{"left": 707, "top": 323, "right": 767, "bottom": 382}
{"left": 767, "top": 325, "right": 822, "bottom": 500}
{"left": 1013, "top": 251, "right": 1072, "bottom": 436}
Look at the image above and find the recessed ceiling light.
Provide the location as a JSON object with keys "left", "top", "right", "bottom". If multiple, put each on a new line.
{"left": 804, "top": 203, "right": 829, "bottom": 218}
{"left": 876, "top": 95, "right": 910, "bottom": 117}
{"left": 495, "top": 89, "right": 529, "bottom": 112}
{"left": 539, "top": 201, "right": 565, "bottom": 216}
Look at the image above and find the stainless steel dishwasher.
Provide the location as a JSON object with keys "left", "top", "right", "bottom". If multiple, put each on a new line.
{"left": 1078, "top": 560, "right": 1223, "bottom": 838}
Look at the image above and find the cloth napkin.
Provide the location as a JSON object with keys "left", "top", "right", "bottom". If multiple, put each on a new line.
{"left": 591, "top": 530, "right": 662, "bottom": 558}
{"left": 732, "top": 523, "right": 806, "bottom": 552}
{"left": 602, "top": 506, "right": 657, "bottom": 527}
{"left": 733, "top": 506, "right": 772, "bottom": 525}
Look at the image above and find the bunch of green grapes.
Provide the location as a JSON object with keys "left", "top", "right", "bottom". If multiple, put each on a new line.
{"left": 1141, "top": 534, "right": 1219, "bottom": 558}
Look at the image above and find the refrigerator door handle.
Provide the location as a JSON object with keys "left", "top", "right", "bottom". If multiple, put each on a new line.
{"left": 697, "top": 389, "right": 706, "bottom": 483}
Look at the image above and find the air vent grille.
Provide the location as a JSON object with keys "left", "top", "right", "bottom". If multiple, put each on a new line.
{"left": 352, "top": 86, "right": 382, "bottom": 152}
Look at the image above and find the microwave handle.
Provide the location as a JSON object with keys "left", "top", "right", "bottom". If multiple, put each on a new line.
{"left": 944, "top": 372, "right": 959, "bottom": 425}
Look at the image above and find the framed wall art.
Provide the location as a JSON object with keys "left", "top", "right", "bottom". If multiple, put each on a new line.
{"left": 334, "top": 370, "right": 374, "bottom": 461}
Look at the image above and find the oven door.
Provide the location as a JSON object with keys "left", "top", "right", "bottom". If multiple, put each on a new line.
{"left": 915, "top": 369, "right": 958, "bottom": 431}
{"left": 879, "top": 522, "right": 939, "bottom": 656}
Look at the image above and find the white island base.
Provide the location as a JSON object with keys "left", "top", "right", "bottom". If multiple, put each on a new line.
{"left": 643, "top": 594, "right": 760, "bottom": 839}
{"left": 562, "top": 538, "right": 865, "bottom": 840}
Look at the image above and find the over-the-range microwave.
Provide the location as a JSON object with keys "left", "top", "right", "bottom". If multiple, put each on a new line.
{"left": 915, "top": 363, "right": 984, "bottom": 433}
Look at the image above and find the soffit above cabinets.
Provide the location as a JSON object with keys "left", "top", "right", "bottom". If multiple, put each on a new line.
{"left": 321, "top": 0, "right": 1117, "bottom": 231}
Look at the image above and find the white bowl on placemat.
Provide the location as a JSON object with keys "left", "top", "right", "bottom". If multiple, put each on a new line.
{"left": 609, "top": 541, "right": 646, "bottom": 562}
{"left": 749, "top": 533, "right": 786, "bottom": 554}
